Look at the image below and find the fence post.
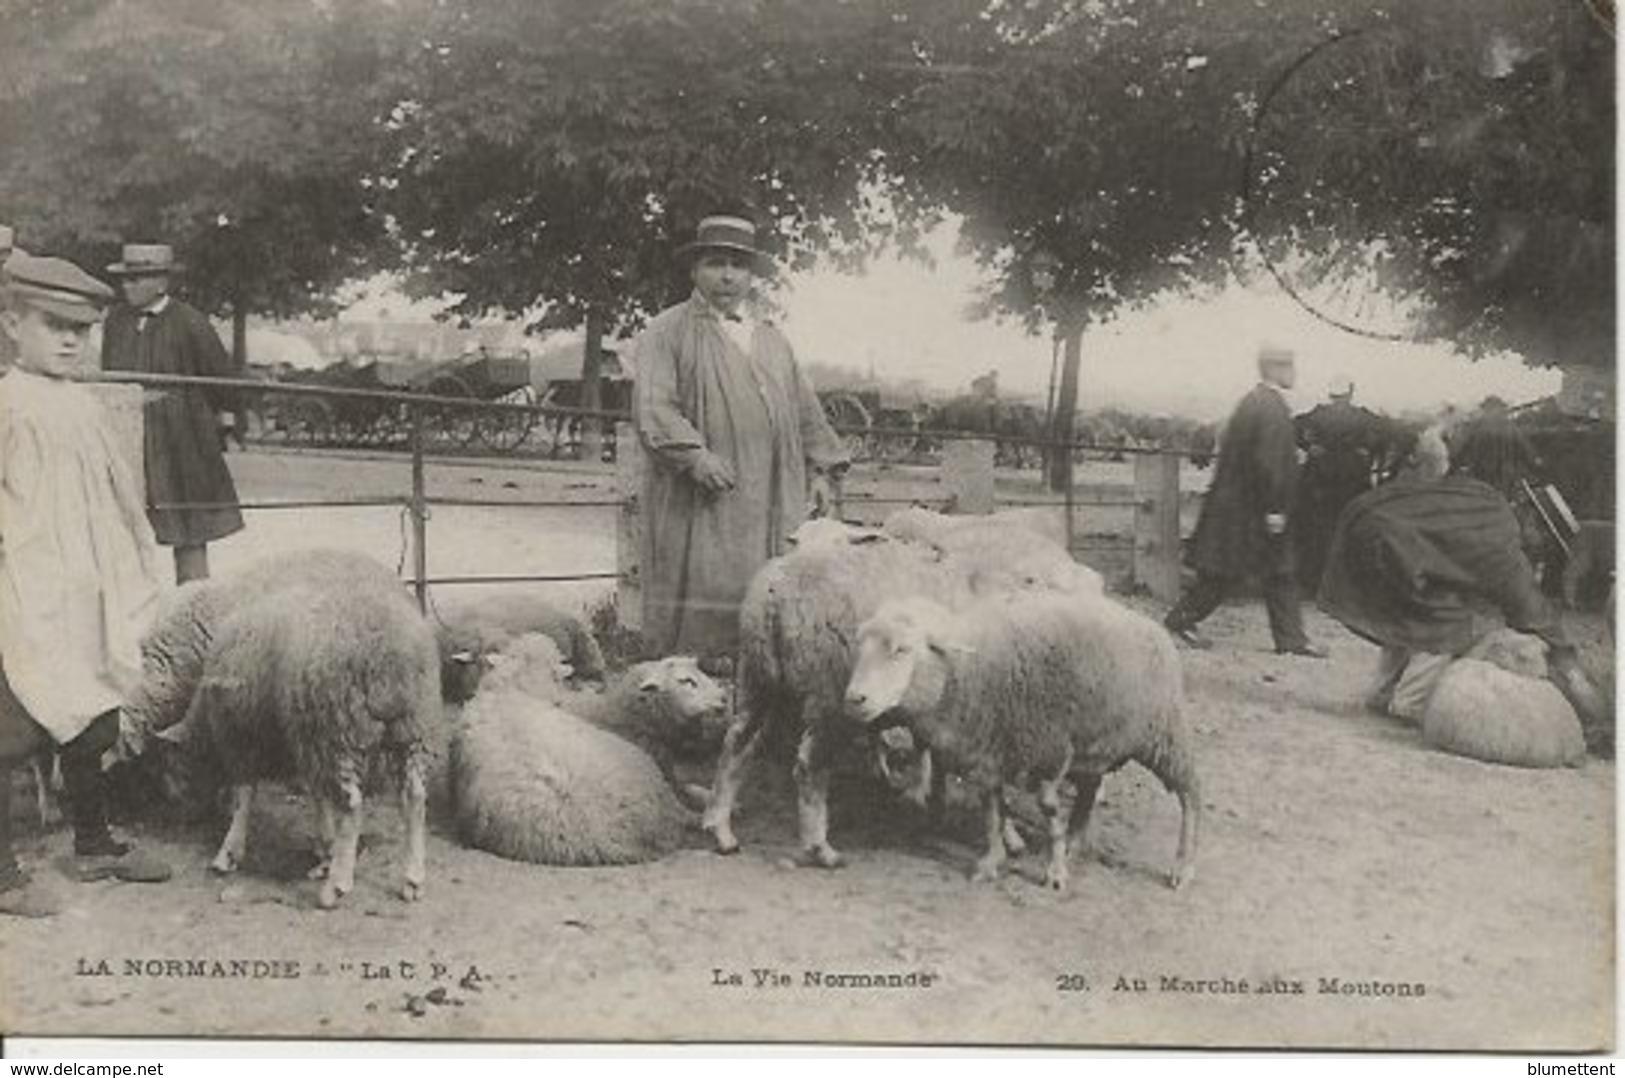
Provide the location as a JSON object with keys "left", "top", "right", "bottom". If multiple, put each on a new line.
{"left": 409, "top": 404, "right": 429, "bottom": 612}
{"left": 616, "top": 421, "right": 643, "bottom": 631}
{"left": 1133, "top": 451, "right": 1182, "bottom": 603}
{"left": 943, "top": 437, "right": 996, "bottom": 514}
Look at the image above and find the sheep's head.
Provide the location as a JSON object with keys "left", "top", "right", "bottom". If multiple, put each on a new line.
{"left": 628, "top": 656, "right": 729, "bottom": 747}
{"left": 845, "top": 597, "right": 968, "bottom": 724}
{"left": 477, "top": 633, "right": 572, "bottom": 703}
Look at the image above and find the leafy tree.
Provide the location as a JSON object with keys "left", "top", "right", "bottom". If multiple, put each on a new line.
{"left": 0, "top": 0, "right": 391, "bottom": 363}
{"left": 890, "top": 0, "right": 1612, "bottom": 487}
{"left": 375, "top": 0, "right": 986, "bottom": 454}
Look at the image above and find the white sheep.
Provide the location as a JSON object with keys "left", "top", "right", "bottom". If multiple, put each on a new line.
{"left": 880, "top": 506, "right": 1102, "bottom": 596}
{"left": 563, "top": 654, "right": 728, "bottom": 809}
{"left": 704, "top": 528, "right": 978, "bottom": 866}
{"left": 706, "top": 511, "right": 1110, "bottom": 866}
{"left": 432, "top": 590, "right": 608, "bottom": 703}
{"left": 124, "top": 550, "right": 439, "bottom": 909}
{"left": 450, "top": 634, "right": 726, "bottom": 865}
{"left": 881, "top": 505, "right": 1069, "bottom": 549}
{"left": 844, "top": 592, "right": 1200, "bottom": 891}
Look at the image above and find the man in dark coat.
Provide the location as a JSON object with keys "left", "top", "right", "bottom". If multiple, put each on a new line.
{"left": 1163, "top": 345, "right": 1327, "bottom": 657}
{"left": 100, "top": 243, "right": 244, "bottom": 584}
{"left": 1293, "top": 375, "right": 1392, "bottom": 589}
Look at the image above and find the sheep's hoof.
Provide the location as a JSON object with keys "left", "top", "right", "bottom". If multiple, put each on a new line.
{"left": 798, "top": 846, "right": 844, "bottom": 870}
{"left": 971, "top": 859, "right": 1002, "bottom": 884}
{"left": 210, "top": 853, "right": 239, "bottom": 876}
{"left": 401, "top": 879, "right": 423, "bottom": 903}
{"left": 1043, "top": 867, "right": 1069, "bottom": 892}
{"left": 307, "top": 860, "right": 331, "bottom": 881}
{"left": 317, "top": 880, "right": 348, "bottom": 909}
{"left": 706, "top": 824, "right": 741, "bottom": 855}
{"left": 1167, "top": 864, "right": 1195, "bottom": 891}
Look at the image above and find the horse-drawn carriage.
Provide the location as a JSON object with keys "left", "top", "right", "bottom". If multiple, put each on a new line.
{"left": 257, "top": 348, "right": 540, "bottom": 451}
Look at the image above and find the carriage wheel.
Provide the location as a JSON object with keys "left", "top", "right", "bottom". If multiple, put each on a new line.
{"left": 286, "top": 396, "right": 336, "bottom": 445}
{"left": 477, "top": 386, "right": 541, "bottom": 452}
{"left": 821, "top": 392, "right": 872, "bottom": 464}
{"left": 427, "top": 375, "right": 480, "bottom": 448}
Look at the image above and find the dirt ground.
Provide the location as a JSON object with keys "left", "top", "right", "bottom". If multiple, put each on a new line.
{"left": 0, "top": 447, "right": 1615, "bottom": 1051}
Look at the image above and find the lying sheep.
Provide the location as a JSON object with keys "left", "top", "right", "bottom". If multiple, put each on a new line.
{"left": 880, "top": 506, "right": 1101, "bottom": 596}
{"left": 125, "top": 550, "right": 439, "bottom": 908}
{"left": 564, "top": 655, "right": 728, "bottom": 808}
{"left": 844, "top": 593, "right": 1200, "bottom": 890}
{"left": 882, "top": 505, "right": 1068, "bottom": 549}
{"left": 433, "top": 591, "right": 607, "bottom": 703}
{"left": 451, "top": 635, "right": 705, "bottom": 865}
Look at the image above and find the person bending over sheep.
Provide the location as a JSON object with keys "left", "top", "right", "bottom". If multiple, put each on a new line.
{"left": 844, "top": 593, "right": 1200, "bottom": 891}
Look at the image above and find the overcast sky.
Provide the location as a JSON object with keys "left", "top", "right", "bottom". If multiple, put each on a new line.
{"left": 777, "top": 225, "right": 1562, "bottom": 422}
{"left": 338, "top": 221, "right": 1563, "bottom": 423}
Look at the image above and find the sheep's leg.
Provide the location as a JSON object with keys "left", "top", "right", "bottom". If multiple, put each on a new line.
{"left": 1038, "top": 750, "right": 1075, "bottom": 891}
{"left": 30, "top": 753, "right": 61, "bottom": 829}
{"left": 211, "top": 783, "right": 255, "bottom": 874}
{"left": 1169, "top": 784, "right": 1200, "bottom": 891}
{"left": 793, "top": 727, "right": 842, "bottom": 869}
{"left": 318, "top": 782, "right": 364, "bottom": 909}
{"left": 307, "top": 800, "right": 336, "bottom": 880}
{"left": 971, "top": 788, "right": 1006, "bottom": 883}
{"left": 399, "top": 763, "right": 426, "bottom": 902}
{"left": 704, "top": 712, "right": 768, "bottom": 855}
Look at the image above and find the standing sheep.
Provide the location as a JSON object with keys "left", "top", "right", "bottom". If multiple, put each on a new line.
{"left": 125, "top": 550, "right": 439, "bottom": 908}
{"left": 704, "top": 528, "right": 977, "bottom": 866}
{"left": 844, "top": 592, "right": 1200, "bottom": 890}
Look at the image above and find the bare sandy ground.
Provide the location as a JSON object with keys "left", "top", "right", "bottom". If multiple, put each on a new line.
{"left": 0, "top": 447, "right": 1613, "bottom": 1051}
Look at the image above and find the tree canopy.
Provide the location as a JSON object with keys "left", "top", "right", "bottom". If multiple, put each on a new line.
{"left": 0, "top": 0, "right": 389, "bottom": 336}
{"left": 0, "top": 0, "right": 1611, "bottom": 384}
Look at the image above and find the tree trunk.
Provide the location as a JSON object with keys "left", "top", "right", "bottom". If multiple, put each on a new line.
{"left": 1046, "top": 316, "right": 1085, "bottom": 493}
{"left": 228, "top": 299, "right": 249, "bottom": 448}
{"left": 580, "top": 308, "right": 605, "bottom": 463}
{"left": 231, "top": 305, "right": 248, "bottom": 370}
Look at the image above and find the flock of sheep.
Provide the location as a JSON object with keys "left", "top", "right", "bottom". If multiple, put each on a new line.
{"left": 106, "top": 503, "right": 1205, "bottom": 909}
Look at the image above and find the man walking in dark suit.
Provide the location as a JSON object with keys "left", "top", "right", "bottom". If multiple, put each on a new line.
{"left": 1163, "top": 344, "right": 1328, "bottom": 658}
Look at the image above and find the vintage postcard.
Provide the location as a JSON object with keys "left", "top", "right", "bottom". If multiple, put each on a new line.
{"left": 0, "top": 0, "right": 1614, "bottom": 1055}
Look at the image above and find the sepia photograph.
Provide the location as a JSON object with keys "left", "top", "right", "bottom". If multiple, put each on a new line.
{"left": 0, "top": 0, "right": 1614, "bottom": 1055}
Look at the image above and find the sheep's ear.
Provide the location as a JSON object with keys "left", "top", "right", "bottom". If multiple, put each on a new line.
{"left": 637, "top": 673, "right": 664, "bottom": 694}
{"left": 848, "top": 530, "right": 885, "bottom": 545}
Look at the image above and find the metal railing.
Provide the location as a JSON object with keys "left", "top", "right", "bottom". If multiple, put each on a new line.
{"left": 89, "top": 371, "right": 1191, "bottom": 610}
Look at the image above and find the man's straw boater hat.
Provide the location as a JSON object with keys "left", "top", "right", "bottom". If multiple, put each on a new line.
{"left": 4, "top": 252, "right": 116, "bottom": 325}
{"left": 678, "top": 215, "right": 775, "bottom": 276}
{"left": 106, "top": 242, "right": 183, "bottom": 277}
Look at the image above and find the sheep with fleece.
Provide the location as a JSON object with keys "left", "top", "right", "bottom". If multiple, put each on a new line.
{"left": 432, "top": 590, "right": 608, "bottom": 703}
{"left": 882, "top": 505, "right": 1069, "bottom": 549}
{"left": 844, "top": 591, "right": 1200, "bottom": 890}
{"left": 705, "top": 521, "right": 1033, "bottom": 867}
{"left": 123, "top": 549, "right": 439, "bottom": 909}
{"left": 451, "top": 634, "right": 725, "bottom": 865}
{"left": 879, "top": 507, "right": 1102, "bottom": 596}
